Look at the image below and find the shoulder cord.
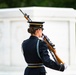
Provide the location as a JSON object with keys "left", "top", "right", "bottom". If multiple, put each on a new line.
{"left": 37, "top": 40, "right": 41, "bottom": 59}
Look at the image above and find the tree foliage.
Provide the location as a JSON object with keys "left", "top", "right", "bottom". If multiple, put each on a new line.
{"left": 0, "top": 0, "right": 76, "bottom": 9}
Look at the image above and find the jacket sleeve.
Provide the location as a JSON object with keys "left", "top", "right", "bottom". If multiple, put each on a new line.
{"left": 39, "top": 40, "right": 65, "bottom": 72}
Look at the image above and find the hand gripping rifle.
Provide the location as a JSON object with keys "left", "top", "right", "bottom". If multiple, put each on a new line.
{"left": 19, "top": 9, "right": 64, "bottom": 64}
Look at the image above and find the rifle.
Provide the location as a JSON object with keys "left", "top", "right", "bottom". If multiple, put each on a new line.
{"left": 19, "top": 9, "right": 64, "bottom": 64}
{"left": 42, "top": 34, "right": 64, "bottom": 64}
{"left": 19, "top": 9, "right": 32, "bottom": 22}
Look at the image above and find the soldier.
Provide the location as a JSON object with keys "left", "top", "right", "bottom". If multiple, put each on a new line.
{"left": 22, "top": 21, "right": 66, "bottom": 75}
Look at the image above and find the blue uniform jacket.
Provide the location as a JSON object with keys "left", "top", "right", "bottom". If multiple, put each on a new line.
{"left": 22, "top": 36, "right": 65, "bottom": 75}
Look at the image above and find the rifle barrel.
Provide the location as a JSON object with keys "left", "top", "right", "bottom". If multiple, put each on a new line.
{"left": 19, "top": 9, "right": 25, "bottom": 15}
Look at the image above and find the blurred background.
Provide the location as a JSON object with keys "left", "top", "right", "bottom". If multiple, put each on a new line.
{"left": 0, "top": 0, "right": 76, "bottom": 9}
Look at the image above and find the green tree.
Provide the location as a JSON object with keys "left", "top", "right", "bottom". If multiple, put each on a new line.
{"left": 0, "top": 0, "right": 76, "bottom": 9}
{"left": 50, "top": 0, "right": 76, "bottom": 9}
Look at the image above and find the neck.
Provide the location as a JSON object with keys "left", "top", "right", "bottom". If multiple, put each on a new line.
{"left": 31, "top": 34, "right": 40, "bottom": 38}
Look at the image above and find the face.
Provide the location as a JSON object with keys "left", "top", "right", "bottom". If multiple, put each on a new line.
{"left": 38, "top": 28, "right": 43, "bottom": 37}
{"left": 35, "top": 28, "right": 43, "bottom": 38}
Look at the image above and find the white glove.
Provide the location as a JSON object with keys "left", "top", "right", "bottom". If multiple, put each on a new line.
{"left": 64, "top": 63, "right": 67, "bottom": 69}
